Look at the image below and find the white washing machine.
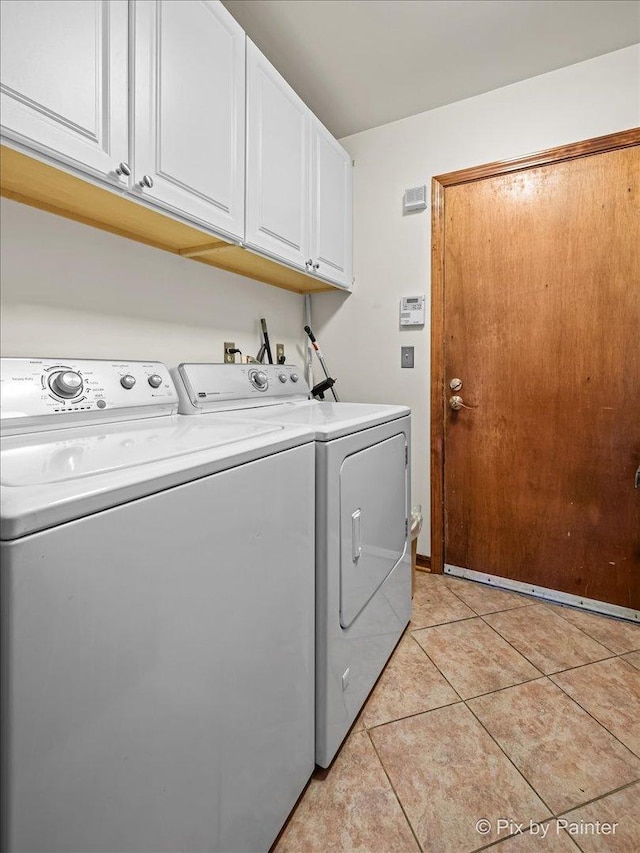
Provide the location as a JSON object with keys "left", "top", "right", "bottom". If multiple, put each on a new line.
{"left": 0, "top": 357, "right": 315, "bottom": 853}
{"left": 172, "top": 363, "right": 411, "bottom": 768}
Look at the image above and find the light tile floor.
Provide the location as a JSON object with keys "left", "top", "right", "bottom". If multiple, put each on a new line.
{"left": 273, "top": 572, "right": 640, "bottom": 853}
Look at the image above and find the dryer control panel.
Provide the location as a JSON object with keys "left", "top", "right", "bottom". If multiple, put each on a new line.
{"left": 0, "top": 358, "right": 178, "bottom": 434}
{"left": 173, "top": 363, "right": 310, "bottom": 414}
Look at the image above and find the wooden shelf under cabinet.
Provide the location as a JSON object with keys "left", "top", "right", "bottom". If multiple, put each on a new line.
{"left": 0, "top": 146, "right": 337, "bottom": 295}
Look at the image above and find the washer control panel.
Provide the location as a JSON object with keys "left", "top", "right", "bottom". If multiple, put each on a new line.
{"left": 173, "top": 363, "right": 309, "bottom": 414}
{"left": 1, "top": 358, "right": 178, "bottom": 434}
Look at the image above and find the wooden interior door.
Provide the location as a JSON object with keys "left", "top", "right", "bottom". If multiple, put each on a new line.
{"left": 431, "top": 130, "right": 640, "bottom": 612}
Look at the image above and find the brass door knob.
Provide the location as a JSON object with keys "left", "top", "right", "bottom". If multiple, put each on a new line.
{"left": 449, "top": 395, "right": 477, "bottom": 411}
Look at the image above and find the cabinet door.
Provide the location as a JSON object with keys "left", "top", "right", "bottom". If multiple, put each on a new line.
{"left": 310, "top": 120, "right": 353, "bottom": 289}
{"left": 133, "top": 0, "right": 245, "bottom": 239}
{"left": 0, "top": 0, "right": 128, "bottom": 184}
{"left": 245, "top": 39, "right": 310, "bottom": 269}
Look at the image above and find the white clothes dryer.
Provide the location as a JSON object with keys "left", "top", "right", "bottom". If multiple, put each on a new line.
{"left": 0, "top": 358, "right": 315, "bottom": 853}
{"left": 172, "top": 363, "right": 412, "bottom": 767}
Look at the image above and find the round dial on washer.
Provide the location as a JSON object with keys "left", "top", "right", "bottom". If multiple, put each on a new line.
{"left": 120, "top": 374, "right": 136, "bottom": 389}
{"left": 278, "top": 372, "right": 288, "bottom": 383}
{"left": 290, "top": 373, "right": 299, "bottom": 383}
{"left": 148, "top": 374, "right": 163, "bottom": 388}
{"left": 250, "top": 370, "right": 268, "bottom": 390}
{"left": 49, "top": 370, "right": 83, "bottom": 398}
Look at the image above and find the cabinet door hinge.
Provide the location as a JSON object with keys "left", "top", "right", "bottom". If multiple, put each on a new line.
{"left": 405, "top": 446, "right": 409, "bottom": 466}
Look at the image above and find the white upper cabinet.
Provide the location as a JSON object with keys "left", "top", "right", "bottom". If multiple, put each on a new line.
{"left": 310, "top": 120, "right": 352, "bottom": 289}
{"left": 0, "top": 0, "right": 128, "bottom": 184}
{"left": 133, "top": 1, "right": 245, "bottom": 238}
{"left": 245, "top": 39, "right": 311, "bottom": 270}
{"left": 1, "top": 2, "right": 352, "bottom": 291}
{"left": 246, "top": 40, "right": 352, "bottom": 288}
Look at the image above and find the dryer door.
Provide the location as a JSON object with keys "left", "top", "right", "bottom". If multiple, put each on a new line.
{"left": 340, "top": 433, "right": 407, "bottom": 628}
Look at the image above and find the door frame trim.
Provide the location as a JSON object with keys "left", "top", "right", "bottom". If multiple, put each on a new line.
{"left": 430, "top": 127, "right": 640, "bottom": 573}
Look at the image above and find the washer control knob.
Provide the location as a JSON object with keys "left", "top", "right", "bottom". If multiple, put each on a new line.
{"left": 251, "top": 370, "right": 268, "bottom": 390}
{"left": 148, "top": 374, "right": 163, "bottom": 388}
{"left": 290, "top": 373, "right": 299, "bottom": 383}
{"left": 120, "top": 374, "right": 136, "bottom": 390}
{"left": 278, "top": 372, "right": 288, "bottom": 383}
{"left": 51, "top": 370, "right": 83, "bottom": 397}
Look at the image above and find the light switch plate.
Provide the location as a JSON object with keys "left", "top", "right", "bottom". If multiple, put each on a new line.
{"left": 401, "top": 346, "right": 414, "bottom": 368}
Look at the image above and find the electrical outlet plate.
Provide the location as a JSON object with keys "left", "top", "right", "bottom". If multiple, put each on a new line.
{"left": 224, "top": 342, "right": 235, "bottom": 364}
{"left": 276, "top": 343, "right": 285, "bottom": 363}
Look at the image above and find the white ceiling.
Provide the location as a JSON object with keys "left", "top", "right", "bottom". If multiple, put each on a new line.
{"left": 222, "top": 0, "right": 640, "bottom": 138}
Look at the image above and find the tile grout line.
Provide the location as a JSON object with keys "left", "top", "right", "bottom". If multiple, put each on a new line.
{"left": 548, "top": 671, "right": 640, "bottom": 762}
{"left": 361, "top": 631, "right": 463, "bottom": 731}
{"left": 526, "top": 602, "right": 628, "bottom": 657}
{"left": 543, "top": 652, "right": 619, "bottom": 677}
{"left": 365, "top": 626, "right": 467, "bottom": 726}
{"left": 476, "top": 611, "right": 615, "bottom": 677}
{"left": 361, "top": 614, "right": 479, "bottom": 852}
{"left": 475, "top": 611, "right": 566, "bottom": 672}
{"left": 363, "top": 637, "right": 556, "bottom": 849}
{"left": 408, "top": 604, "right": 635, "bottom": 724}
{"left": 412, "top": 573, "right": 561, "bottom": 625}
{"left": 465, "top": 673, "right": 640, "bottom": 826}
{"left": 552, "top": 776, "right": 640, "bottom": 820}
{"left": 439, "top": 575, "right": 546, "bottom": 612}
{"left": 461, "top": 677, "right": 557, "bottom": 817}
{"left": 541, "top": 602, "right": 640, "bottom": 655}
{"left": 411, "top": 616, "right": 548, "bottom": 692}
{"left": 473, "top": 613, "right": 549, "bottom": 676}
{"left": 363, "top": 697, "right": 464, "bottom": 732}
{"left": 411, "top": 642, "right": 547, "bottom": 702}
{"left": 364, "top": 728, "right": 425, "bottom": 853}
{"left": 365, "top": 686, "right": 637, "bottom": 853}
{"left": 471, "top": 825, "right": 581, "bottom": 852}
{"left": 409, "top": 613, "right": 478, "bottom": 631}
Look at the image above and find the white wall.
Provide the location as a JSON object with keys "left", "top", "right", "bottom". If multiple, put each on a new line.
{"left": 313, "top": 44, "right": 640, "bottom": 555}
{"left": 0, "top": 198, "right": 306, "bottom": 369}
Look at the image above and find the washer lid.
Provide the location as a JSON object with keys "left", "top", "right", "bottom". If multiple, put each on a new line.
{"left": 1, "top": 418, "right": 282, "bottom": 486}
{"left": 1, "top": 416, "right": 313, "bottom": 539}
{"left": 220, "top": 400, "right": 410, "bottom": 440}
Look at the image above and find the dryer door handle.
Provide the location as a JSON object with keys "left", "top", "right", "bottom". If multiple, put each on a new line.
{"left": 352, "top": 509, "right": 362, "bottom": 562}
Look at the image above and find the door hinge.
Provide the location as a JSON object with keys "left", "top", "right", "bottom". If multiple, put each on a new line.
{"left": 405, "top": 518, "right": 409, "bottom": 537}
{"left": 405, "top": 446, "right": 409, "bottom": 466}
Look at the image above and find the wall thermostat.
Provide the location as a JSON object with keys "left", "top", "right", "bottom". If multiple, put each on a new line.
{"left": 400, "top": 295, "right": 425, "bottom": 326}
